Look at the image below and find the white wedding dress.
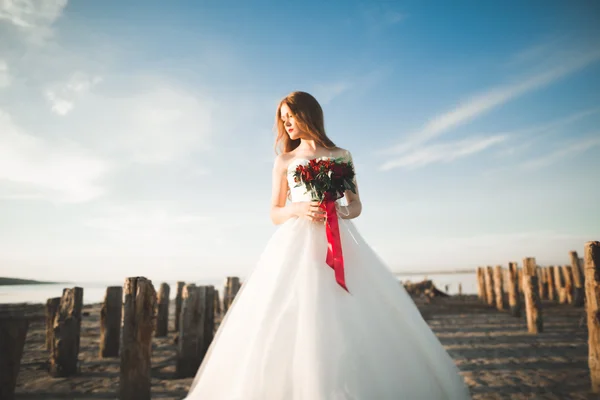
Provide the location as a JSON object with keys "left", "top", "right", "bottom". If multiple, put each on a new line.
{"left": 185, "top": 157, "right": 471, "bottom": 399}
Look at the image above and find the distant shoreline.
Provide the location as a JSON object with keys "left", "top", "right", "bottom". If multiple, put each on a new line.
{"left": 393, "top": 269, "right": 475, "bottom": 276}
{"left": 0, "top": 277, "right": 65, "bottom": 286}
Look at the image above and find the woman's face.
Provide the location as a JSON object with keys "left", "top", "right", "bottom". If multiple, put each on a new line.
{"left": 280, "top": 103, "right": 302, "bottom": 140}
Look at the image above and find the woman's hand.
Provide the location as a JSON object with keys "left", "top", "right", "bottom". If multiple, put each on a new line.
{"left": 294, "top": 201, "right": 327, "bottom": 223}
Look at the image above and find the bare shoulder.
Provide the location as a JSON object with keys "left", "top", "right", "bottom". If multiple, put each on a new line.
{"left": 332, "top": 147, "right": 353, "bottom": 159}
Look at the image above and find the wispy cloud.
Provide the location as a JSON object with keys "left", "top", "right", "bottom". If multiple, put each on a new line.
{"left": 0, "top": 60, "right": 10, "bottom": 88}
{"left": 0, "top": 0, "right": 68, "bottom": 43}
{"left": 494, "top": 106, "right": 600, "bottom": 157}
{"left": 311, "top": 82, "right": 351, "bottom": 105}
{"left": 380, "top": 135, "right": 507, "bottom": 171}
{"left": 384, "top": 46, "right": 600, "bottom": 156}
{"left": 81, "top": 82, "right": 215, "bottom": 165}
{"left": 0, "top": 109, "right": 110, "bottom": 203}
{"left": 520, "top": 135, "right": 600, "bottom": 170}
{"left": 45, "top": 72, "right": 102, "bottom": 116}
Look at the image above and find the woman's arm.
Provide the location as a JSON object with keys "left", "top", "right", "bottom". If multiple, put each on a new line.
{"left": 337, "top": 150, "right": 362, "bottom": 220}
{"left": 270, "top": 155, "right": 327, "bottom": 225}
{"left": 270, "top": 155, "right": 297, "bottom": 225}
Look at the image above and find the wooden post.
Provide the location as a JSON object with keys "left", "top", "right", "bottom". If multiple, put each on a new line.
{"left": 174, "top": 281, "right": 185, "bottom": 332}
{"left": 120, "top": 277, "right": 156, "bottom": 400}
{"left": 537, "top": 266, "right": 548, "bottom": 300}
{"left": 176, "top": 284, "right": 202, "bottom": 377}
{"left": 100, "top": 286, "right": 122, "bottom": 358}
{"left": 507, "top": 262, "right": 522, "bottom": 317}
{"left": 562, "top": 265, "right": 574, "bottom": 304}
{"left": 49, "top": 287, "right": 83, "bottom": 377}
{"left": 156, "top": 283, "right": 170, "bottom": 337}
{"left": 484, "top": 266, "right": 495, "bottom": 307}
{"left": 493, "top": 265, "right": 506, "bottom": 311}
{"left": 214, "top": 288, "right": 221, "bottom": 316}
{"left": 569, "top": 251, "right": 585, "bottom": 307}
{"left": 199, "top": 286, "right": 215, "bottom": 364}
{"left": 476, "top": 267, "right": 486, "bottom": 302}
{"left": 554, "top": 265, "right": 567, "bottom": 304}
{"left": 0, "top": 317, "right": 29, "bottom": 400}
{"left": 522, "top": 258, "right": 543, "bottom": 333}
{"left": 45, "top": 297, "right": 60, "bottom": 351}
{"left": 547, "top": 266, "right": 556, "bottom": 301}
{"left": 223, "top": 276, "right": 241, "bottom": 313}
{"left": 458, "top": 283, "right": 462, "bottom": 296}
{"left": 584, "top": 241, "right": 600, "bottom": 392}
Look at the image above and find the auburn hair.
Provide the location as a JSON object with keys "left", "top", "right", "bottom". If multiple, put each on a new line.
{"left": 274, "top": 91, "right": 336, "bottom": 154}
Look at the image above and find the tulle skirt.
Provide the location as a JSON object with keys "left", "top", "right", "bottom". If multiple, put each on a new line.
{"left": 185, "top": 217, "right": 471, "bottom": 399}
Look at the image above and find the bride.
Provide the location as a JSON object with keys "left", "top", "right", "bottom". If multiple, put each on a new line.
{"left": 184, "top": 91, "right": 471, "bottom": 399}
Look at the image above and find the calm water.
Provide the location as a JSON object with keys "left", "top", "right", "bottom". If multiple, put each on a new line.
{"left": 0, "top": 272, "right": 476, "bottom": 305}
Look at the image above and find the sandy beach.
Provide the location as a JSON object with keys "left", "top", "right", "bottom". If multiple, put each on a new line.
{"left": 9, "top": 294, "right": 595, "bottom": 399}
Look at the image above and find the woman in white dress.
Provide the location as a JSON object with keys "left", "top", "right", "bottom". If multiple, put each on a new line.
{"left": 185, "top": 91, "right": 472, "bottom": 399}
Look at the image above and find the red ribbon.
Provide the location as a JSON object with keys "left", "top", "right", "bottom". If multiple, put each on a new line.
{"left": 320, "top": 200, "right": 349, "bottom": 293}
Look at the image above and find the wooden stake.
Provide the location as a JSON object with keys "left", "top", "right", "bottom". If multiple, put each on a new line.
{"left": 547, "top": 266, "right": 556, "bottom": 301}
{"left": 584, "top": 241, "right": 600, "bottom": 392}
{"left": 45, "top": 297, "right": 60, "bottom": 351}
{"left": 0, "top": 317, "right": 29, "bottom": 400}
{"left": 554, "top": 265, "right": 567, "bottom": 304}
{"left": 120, "top": 277, "right": 156, "bottom": 400}
{"left": 484, "top": 266, "right": 495, "bottom": 307}
{"left": 476, "top": 267, "right": 486, "bottom": 302}
{"left": 174, "top": 281, "right": 185, "bottom": 332}
{"left": 493, "top": 265, "right": 506, "bottom": 311}
{"left": 522, "top": 258, "right": 543, "bottom": 334}
{"left": 562, "top": 265, "right": 574, "bottom": 304}
{"left": 507, "top": 262, "right": 522, "bottom": 317}
{"left": 223, "top": 276, "right": 241, "bottom": 313}
{"left": 156, "top": 283, "right": 170, "bottom": 337}
{"left": 176, "top": 284, "right": 202, "bottom": 378}
{"left": 100, "top": 286, "right": 122, "bottom": 358}
{"left": 569, "top": 251, "right": 585, "bottom": 307}
{"left": 537, "top": 266, "right": 548, "bottom": 300}
{"left": 49, "top": 287, "right": 83, "bottom": 377}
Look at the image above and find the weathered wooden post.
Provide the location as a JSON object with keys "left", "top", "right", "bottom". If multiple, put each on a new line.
{"left": 493, "top": 265, "right": 506, "bottom": 311}
{"left": 176, "top": 284, "right": 202, "bottom": 377}
{"left": 569, "top": 251, "right": 585, "bottom": 307}
{"left": 120, "top": 277, "right": 156, "bottom": 400}
{"left": 49, "top": 287, "right": 83, "bottom": 377}
{"left": 507, "top": 262, "right": 522, "bottom": 317}
{"left": 584, "top": 241, "right": 600, "bottom": 393}
{"left": 547, "top": 266, "right": 556, "bottom": 301}
{"left": 554, "top": 265, "right": 567, "bottom": 304}
{"left": 199, "top": 286, "right": 215, "bottom": 363}
{"left": 214, "top": 288, "right": 221, "bottom": 316}
{"left": 223, "top": 276, "right": 241, "bottom": 313}
{"left": 0, "top": 317, "right": 29, "bottom": 400}
{"left": 537, "top": 266, "right": 548, "bottom": 300}
{"left": 174, "top": 281, "right": 185, "bottom": 332}
{"left": 458, "top": 283, "right": 462, "bottom": 296}
{"left": 45, "top": 297, "right": 60, "bottom": 350}
{"left": 561, "top": 265, "right": 574, "bottom": 304}
{"left": 100, "top": 286, "right": 122, "bottom": 358}
{"left": 476, "top": 267, "right": 486, "bottom": 302}
{"left": 484, "top": 266, "right": 495, "bottom": 307}
{"left": 156, "top": 283, "right": 170, "bottom": 337}
{"left": 522, "top": 258, "right": 543, "bottom": 333}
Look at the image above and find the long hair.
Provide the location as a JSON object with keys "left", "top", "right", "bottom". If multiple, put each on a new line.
{"left": 274, "top": 91, "right": 336, "bottom": 154}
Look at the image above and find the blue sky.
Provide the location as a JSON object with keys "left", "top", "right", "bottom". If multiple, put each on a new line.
{"left": 1, "top": 0, "right": 599, "bottom": 283}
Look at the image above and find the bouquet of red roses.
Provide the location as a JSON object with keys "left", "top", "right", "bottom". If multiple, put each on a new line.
{"left": 291, "top": 156, "right": 356, "bottom": 293}
{"left": 292, "top": 157, "right": 356, "bottom": 202}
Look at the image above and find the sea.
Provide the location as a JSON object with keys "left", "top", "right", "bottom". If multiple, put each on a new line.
{"left": 0, "top": 272, "right": 476, "bottom": 305}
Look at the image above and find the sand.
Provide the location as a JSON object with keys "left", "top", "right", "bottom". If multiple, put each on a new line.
{"left": 8, "top": 295, "right": 596, "bottom": 399}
